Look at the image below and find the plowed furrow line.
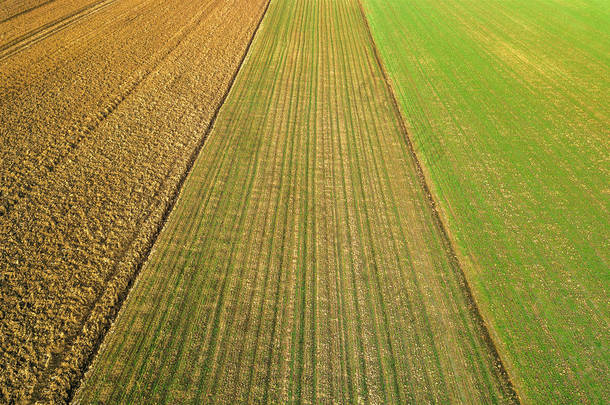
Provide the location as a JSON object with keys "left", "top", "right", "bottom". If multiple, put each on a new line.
{"left": 344, "top": 4, "right": 442, "bottom": 399}
{"left": 329, "top": 3, "right": 369, "bottom": 401}
{"left": 0, "top": 0, "right": 116, "bottom": 59}
{"left": 258, "top": 69, "right": 300, "bottom": 404}
{"left": 285, "top": 2, "right": 313, "bottom": 402}
{"left": 353, "top": 10, "right": 452, "bottom": 403}
{"left": 339, "top": 2, "right": 403, "bottom": 401}
{"left": 240, "top": 3, "right": 306, "bottom": 399}
{"left": 187, "top": 22, "right": 288, "bottom": 404}
{"left": 28, "top": 1, "right": 240, "bottom": 400}
{"left": 293, "top": 3, "right": 318, "bottom": 402}
{"left": 334, "top": 4, "right": 385, "bottom": 401}
{"left": 108, "top": 48, "right": 252, "bottom": 400}
{"left": 0, "top": 0, "right": 56, "bottom": 24}
{"left": 326, "top": 8, "right": 357, "bottom": 402}
{"left": 210, "top": 52, "right": 289, "bottom": 402}
{"left": 355, "top": 0, "right": 519, "bottom": 401}
{"left": 241, "top": 14, "right": 308, "bottom": 403}
{"left": 327, "top": 23, "right": 355, "bottom": 402}
{"left": 232, "top": 4, "right": 306, "bottom": 402}
{"left": 221, "top": 18, "right": 299, "bottom": 405}
{"left": 127, "top": 91, "right": 265, "bottom": 400}
{"left": 45, "top": 2, "right": 269, "bottom": 403}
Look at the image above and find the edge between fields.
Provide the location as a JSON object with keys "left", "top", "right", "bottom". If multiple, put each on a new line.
{"left": 354, "top": 0, "right": 521, "bottom": 402}
{"left": 45, "top": 0, "right": 273, "bottom": 402}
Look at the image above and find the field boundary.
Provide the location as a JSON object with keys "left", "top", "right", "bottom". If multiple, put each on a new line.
{"left": 354, "top": 0, "right": 520, "bottom": 402}
{"left": 28, "top": 0, "right": 272, "bottom": 402}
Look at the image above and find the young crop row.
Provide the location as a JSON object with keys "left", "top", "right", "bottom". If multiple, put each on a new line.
{"left": 0, "top": 0, "right": 269, "bottom": 402}
{"left": 361, "top": 0, "right": 609, "bottom": 402}
{"left": 75, "top": 0, "right": 516, "bottom": 403}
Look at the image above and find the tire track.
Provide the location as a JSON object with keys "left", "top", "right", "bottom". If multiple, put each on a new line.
{"left": 167, "top": 8, "right": 279, "bottom": 402}
{"left": 255, "top": 6, "right": 305, "bottom": 402}
{"left": 236, "top": 10, "right": 303, "bottom": 401}
{"left": 339, "top": 1, "right": 404, "bottom": 401}
{"left": 328, "top": 23, "right": 356, "bottom": 401}
{"left": 0, "top": 0, "right": 219, "bottom": 219}
{"left": 74, "top": 0, "right": 524, "bottom": 402}
{"left": 109, "top": 5, "right": 259, "bottom": 397}
{"left": 156, "top": 11, "right": 281, "bottom": 401}
{"left": 293, "top": 3, "right": 318, "bottom": 402}
{"left": 203, "top": 24, "right": 290, "bottom": 398}
{"left": 0, "top": 0, "right": 116, "bottom": 60}
{"left": 0, "top": 0, "right": 56, "bottom": 24}
{"left": 254, "top": 6, "right": 309, "bottom": 397}
{"left": 343, "top": 2, "right": 443, "bottom": 400}
{"left": 202, "top": 23, "right": 287, "bottom": 402}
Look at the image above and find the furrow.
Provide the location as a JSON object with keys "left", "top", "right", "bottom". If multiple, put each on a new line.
{"left": 0, "top": 0, "right": 116, "bottom": 60}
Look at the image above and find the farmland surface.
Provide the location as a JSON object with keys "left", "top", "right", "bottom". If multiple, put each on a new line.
{"left": 361, "top": 0, "right": 609, "bottom": 402}
{"left": 0, "top": 0, "right": 268, "bottom": 402}
{"left": 75, "top": 0, "right": 517, "bottom": 403}
{"left": 0, "top": 0, "right": 56, "bottom": 23}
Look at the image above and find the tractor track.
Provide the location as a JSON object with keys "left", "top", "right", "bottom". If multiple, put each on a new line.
{"left": 0, "top": 0, "right": 116, "bottom": 61}
{"left": 0, "top": 0, "right": 57, "bottom": 24}
{"left": 0, "top": 0, "right": 220, "bottom": 220}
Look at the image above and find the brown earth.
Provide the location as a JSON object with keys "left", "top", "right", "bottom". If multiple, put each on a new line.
{"left": 0, "top": 0, "right": 54, "bottom": 22}
{"left": 0, "top": 0, "right": 268, "bottom": 402}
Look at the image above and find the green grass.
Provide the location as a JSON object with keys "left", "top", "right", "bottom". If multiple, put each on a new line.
{"left": 74, "top": 0, "right": 516, "bottom": 402}
{"left": 361, "top": 0, "right": 610, "bottom": 402}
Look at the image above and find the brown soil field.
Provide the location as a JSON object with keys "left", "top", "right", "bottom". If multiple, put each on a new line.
{"left": 0, "top": 0, "right": 115, "bottom": 57}
{"left": 0, "top": 0, "right": 268, "bottom": 402}
{"left": 0, "top": 0, "right": 54, "bottom": 22}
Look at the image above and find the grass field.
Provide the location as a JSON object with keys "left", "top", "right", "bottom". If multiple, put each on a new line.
{"left": 361, "top": 0, "right": 609, "bottom": 402}
{"left": 74, "top": 0, "right": 518, "bottom": 403}
{"left": 0, "top": 0, "right": 268, "bottom": 402}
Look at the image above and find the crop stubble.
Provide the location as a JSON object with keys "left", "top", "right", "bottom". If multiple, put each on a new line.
{"left": 0, "top": 0, "right": 268, "bottom": 402}
{"left": 0, "top": 0, "right": 55, "bottom": 23}
{"left": 75, "top": 0, "right": 517, "bottom": 403}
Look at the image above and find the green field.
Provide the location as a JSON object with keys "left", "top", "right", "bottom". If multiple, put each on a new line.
{"left": 74, "top": 0, "right": 517, "bottom": 403}
{"left": 361, "top": 0, "right": 609, "bottom": 402}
